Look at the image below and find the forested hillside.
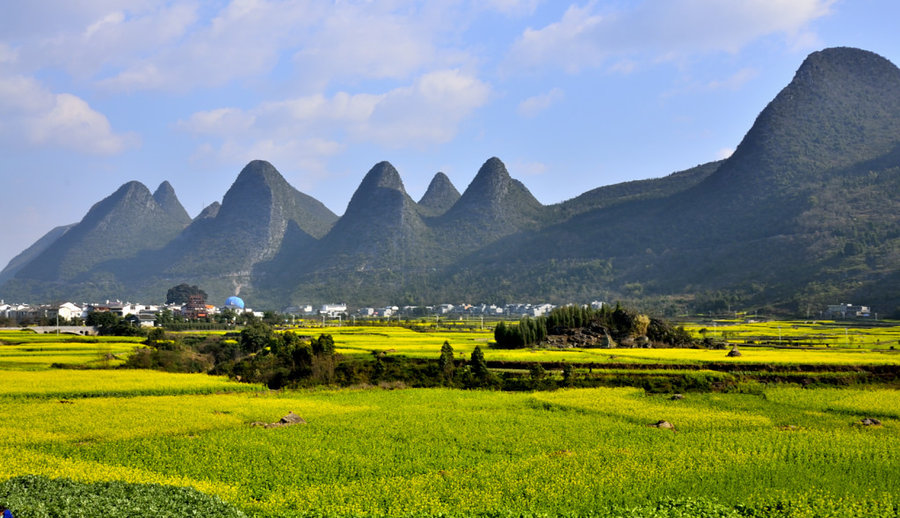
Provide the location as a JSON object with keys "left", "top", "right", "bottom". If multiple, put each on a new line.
{"left": 3, "top": 47, "right": 900, "bottom": 315}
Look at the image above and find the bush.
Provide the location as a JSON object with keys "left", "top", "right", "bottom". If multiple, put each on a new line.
{"left": 0, "top": 475, "right": 246, "bottom": 517}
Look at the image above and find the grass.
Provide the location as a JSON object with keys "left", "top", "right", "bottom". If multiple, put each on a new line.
{"left": 684, "top": 319, "right": 900, "bottom": 349}
{"left": 1, "top": 386, "right": 897, "bottom": 517}
{"left": 0, "top": 342, "right": 136, "bottom": 370}
{"left": 0, "top": 370, "right": 264, "bottom": 399}
{"left": 283, "top": 325, "right": 900, "bottom": 366}
{"left": 1, "top": 328, "right": 899, "bottom": 516}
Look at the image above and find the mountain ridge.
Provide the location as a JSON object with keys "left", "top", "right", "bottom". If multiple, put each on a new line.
{"left": 3, "top": 47, "right": 900, "bottom": 314}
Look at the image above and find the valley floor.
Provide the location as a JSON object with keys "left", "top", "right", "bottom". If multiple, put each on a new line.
{"left": 1, "top": 328, "right": 899, "bottom": 517}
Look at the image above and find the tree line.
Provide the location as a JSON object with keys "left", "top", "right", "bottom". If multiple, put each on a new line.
{"left": 493, "top": 303, "right": 693, "bottom": 348}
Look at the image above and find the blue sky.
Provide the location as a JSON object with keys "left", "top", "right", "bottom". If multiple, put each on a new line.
{"left": 1, "top": 0, "right": 899, "bottom": 270}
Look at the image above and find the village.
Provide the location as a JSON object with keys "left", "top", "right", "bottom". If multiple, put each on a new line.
{"left": 0, "top": 297, "right": 613, "bottom": 331}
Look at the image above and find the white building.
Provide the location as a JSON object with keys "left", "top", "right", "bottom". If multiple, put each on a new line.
{"left": 320, "top": 303, "right": 347, "bottom": 317}
{"left": 46, "top": 302, "right": 85, "bottom": 321}
{"left": 826, "top": 303, "right": 871, "bottom": 319}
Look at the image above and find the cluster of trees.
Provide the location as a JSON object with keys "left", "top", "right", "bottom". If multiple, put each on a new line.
{"left": 494, "top": 304, "right": 692, "bottom": 349}
{"left": 128, "top": 323, "right": 503, "bottom": 390}
{"left": 128, "top": 323, "right": 339, "bottom": 386}
{"left": 125, "top": 323, "right": 723, "bottom": 392}
{"left": 85, "top": 311, "right": 145, "bottom": 336}
{"left": 165, "top": 284, "right": 207, "bottom": 305}
{"left": 223, "top": 325, "right": 339, "bottom": 389}
{"left": 494, "top": 318, "right": 546, "bottom": 349}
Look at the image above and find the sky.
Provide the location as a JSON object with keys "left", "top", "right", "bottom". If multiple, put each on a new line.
{"left": 1, "top": 0, "right": 899, "bottom": 270}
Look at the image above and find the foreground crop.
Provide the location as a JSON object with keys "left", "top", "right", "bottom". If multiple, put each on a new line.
{"left": 0, "top": 369, "right": 897, "bottom": 517}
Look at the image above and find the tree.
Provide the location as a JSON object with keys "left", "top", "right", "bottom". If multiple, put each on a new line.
{"left": 438, "top": 340, "right": 455, "bottom": 384}
{"left": 145, "top": 327, "right": 166, "bottom": 345}
{"left": 372, "top": 355, "right": 386, "bottom": 382}
{"left": 166, "top": 284, "right": 208, "bottom": 305}
{"left": 155, "top": 308, "right": 175, "bottom": 326}
{"left": 468, "top": 346, "right": 493, "bottom": 387}
{"left": 262, "top": 311, "right": 282, "bottom": 326}
{"left": 529, "top": 363, "right": 547, "bottom": 390}
{"left": 86, "top": 311, "right": 119, "bottom": 329}
{"left": 240, "top": 322, "right": 273, "bottom": 354}
{"left": 86, "top": 311, "right": 144, "bottom": 336}
{"left": 309, "top": 334, "right": 336, "bottom": 384}
{"left": 562, "top": 363, "right": 574, "bottom": 387}
{"left": 312, "top": 334, "right": 335, "bottom": 355}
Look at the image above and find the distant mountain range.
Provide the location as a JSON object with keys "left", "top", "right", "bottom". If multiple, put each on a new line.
{"left": 3, "top": 47, "right": 900, "bottom": 316}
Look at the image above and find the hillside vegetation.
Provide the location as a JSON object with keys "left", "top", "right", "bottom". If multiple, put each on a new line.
{"left": 3, "top": 47, "right": 900, "bottom": 315}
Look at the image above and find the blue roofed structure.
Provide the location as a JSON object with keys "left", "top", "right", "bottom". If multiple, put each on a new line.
{"left": 224, "top": 296, "right": 245, "bottom": 310}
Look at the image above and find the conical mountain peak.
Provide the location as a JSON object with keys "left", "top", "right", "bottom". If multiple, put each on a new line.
{"left": 358, "top": 161, "right": 406, "bottom": 193}
{"left": 81, "top": 180, "right": 156, "bottom": 226}
{"left": 451, "top": 157, "right": 541, "bottom": 215}
{"left": 793, "top": 47, "right": 900, "bottom": 90}
{"left": 466, "top": 157, "right": 511, "bottom": 194}
{"left": 152, "top": 181, "right": 190, "bottom": 224}
{"left": 114, "top": 180, "right": 151, "bottom": 198}
{"left": 195, "top": 201, "right": 221, "bottom": 221}
{"left": 342, "top": 161, "right": 410, "bottom": 217}
{"left": 234, "top": 159, "right": 282, "bottom": 184}
{"left": 117, "top": 160, "right": 337, "bottom": 305}
{"left": 153, "top": 180, "right": 176, "bottom": 201}
{"left": 217, "top": 160, "right": 336, "bottom": 238}
{"left": 704, "top": 47, "right": 900, "bottom": 197}
{"left": 11, "top": 179, "right": 190, "bottom": 282}
{"left": 303, "top": 160, "right": 429, "bottom": 279}
{"left": 418, "top": 172, "right": 460, "bottom": 216}
{"left": 434, "top": 157, "right": 544, "bottom": 251}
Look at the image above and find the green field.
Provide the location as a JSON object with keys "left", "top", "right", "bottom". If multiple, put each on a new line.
{"left": 282, "top": 325, "right": 900, "bottom": 366}
{"left": 683, "top": 319, "right": 900, "bottom": 349}
{"left": 2, "top": 326, "right": 899, "bottom": 516}
{"left": 1, "top": 374, "right": 898, "bottom": 516}
{"left": 5, "top": 323, "right": 900, "bottom": 368}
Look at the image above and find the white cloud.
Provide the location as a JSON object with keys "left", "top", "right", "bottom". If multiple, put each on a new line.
{"left": 177, "top": 108, "right": 257, "bottom": 137}
{"left": 291, "top": 5, "right": 441, "bottom": 88}
{"left": 0, "top": 43, "right": 17, "bottom": 64}
{"left": 481, "top": 0, "right": 540, "bottom": 16}
{"left": 83, "top": 11, "right": 126, "bottom": 38}
{"left": 180, "top": 69, "right": 491, "bottom": 165}
{"left": 359, "top": 69, "right": 492, "bottom": 146}
{"left": 97, "top": 1, "right": 301, "bottom": 91}
{"left": 510, "top": 160, "right": 548, "bottom": 176}
{"left": 0, "top": 2, "right": 491, "bottom": 95}
{"left": 716, "top": 147, "right": 734, "bottom": 160}
{"left": 7, "top": 0, "right": 467, "bottom": 93}
{"left": 219, "top": 137, "right": 345, "bottom": 175}
{"left": 511, "top": 3, "right": 606, "bottom": 73}
{"left": 706, "top": 68, "right": 759, "bottom": 91}
{"left": 517, "top": 87, "right": 564, "bottom": 117}
{"left": 0, "top": 74, "right": 137, "bottom": 154}
{"left": 12, "top": 3, "right": 200, "bottom": 82}
{"left": 508, "top": 0, "right": 835, "bottom": 73}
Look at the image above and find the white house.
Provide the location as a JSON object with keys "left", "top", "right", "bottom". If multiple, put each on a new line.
{"left": 320, "top": 303, "right": 347, "bottom": 317}
{"left": 826, "top": 303, "right": 871, "bottom": 319}
{"left": 46, "top": 302, "right": 85, "bottom": 321}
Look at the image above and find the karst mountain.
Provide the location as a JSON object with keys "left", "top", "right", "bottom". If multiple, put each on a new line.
{"left": 3, "top": 47, "right": 900, "bottom": 314}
